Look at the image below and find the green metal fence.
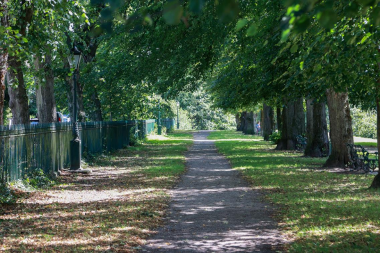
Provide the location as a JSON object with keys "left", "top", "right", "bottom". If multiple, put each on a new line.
{"left": 138, "top": 119, "right": 155, "bottom": 139}
{"left": 161, "top": 118, "right": 175, "bottom": 130}
{"left": 0, "top": 119, "right": 154, "bottom": 183}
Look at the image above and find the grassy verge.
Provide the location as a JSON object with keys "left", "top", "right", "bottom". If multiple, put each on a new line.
{"left": 0, "top": 131, "right": 192, "bottom": 252}
{"left": 209, "top": 130, "right": 380, "bottom": 252}
{"left": 355, "top": 142, "right": 377, "bottom": 147}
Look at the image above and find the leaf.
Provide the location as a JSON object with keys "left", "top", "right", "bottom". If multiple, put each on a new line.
{"left": 281, "top": 29, "right": 290, "bottom": 42}
{"left": 22, "top": 38, "right": 28, "bottom": 43}
{"left": 163, "top": 0, "right": 183, "bottom": 25}
{"left": 290, "top": 44, "right": 298, "bottom": 53}
{"left": 370, "top": 7, "right": 380, "bottom": 26}
{"left": 300, "top": 61, "right": 304, "bottom": 70}
{"left": 293, "top": 15, "right": 311, "bottom": 33}
{"left": 189, "top": 0, "right": 205, "bottom": 14}
{"left": 357, "top": 0, "right": 376, "bottom": 6}
{"left": 313, "top": 64, "right": 322, "bottom": 72}
{"left": 246, "top": 24, "right": 258, "bottom": 36}
{"left": 317, "top": 10, "right": 337, "bottom": 29}
{"left": 235, "top": 19, "right": 248, "bottom": 32}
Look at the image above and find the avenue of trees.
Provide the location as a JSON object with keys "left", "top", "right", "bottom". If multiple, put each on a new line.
{"left": 1, "top": 0, "right": 380, "bottom": 187}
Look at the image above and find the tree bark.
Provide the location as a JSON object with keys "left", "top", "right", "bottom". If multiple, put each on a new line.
{"left": 305, "top": 101, "right": 329, "bottom": 157}
{"left": 263, "top": 103, "right": 274, "bottom": 140}
{"left": 77, "top": 75, "right": 86, "bottom": 122}
{"left": 243, "top": 112, "right": 255, "bottom": 134}
{"left": 91, "top": 88, "right": 103, "bottom": 121}
{"left": 236, "top": 113, "right": 242, "bottom": 131}
{"left": 7, "top": 56, "right": 30, "bottom": 124}
{"left": 34, "top": 55, "right": 57, "bottom": 123}
{"left": 324, "top": 89, "right": 353, "bottom": 167}
{"left": 276, "top": 106, "right": 282, "bottom": 131}
{"left": 306, "top": 99, "right": 314, "bottom": 143}
{"left": 276, "top": 98, "right": 305, "bottom": 150}
{"left": 0, "top": 0, "right": 9, "bottom": 125}
{"left": 369, "top": 60, "right": 380, "bottom": 189}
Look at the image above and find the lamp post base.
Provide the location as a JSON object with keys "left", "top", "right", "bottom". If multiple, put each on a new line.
{"left": 158, "top": 125, "right": 162, "bottom": 135}
{"left": 70, "top": 138, "right": 91, "bottom": 173}
{"left": 177, "top": 123, "right": 179, "bottom": 130}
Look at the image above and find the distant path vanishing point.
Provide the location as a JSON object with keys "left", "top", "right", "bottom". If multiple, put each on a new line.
{"left": 142, "top": 131, "right": 288, "bottom": 252}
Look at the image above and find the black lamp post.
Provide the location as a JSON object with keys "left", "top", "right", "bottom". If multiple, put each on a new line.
{"left": 176, "top": 101, "right": 179, "bottom": 130}
{"left": 68, "top": 47, "right": 91, "bottom": 174}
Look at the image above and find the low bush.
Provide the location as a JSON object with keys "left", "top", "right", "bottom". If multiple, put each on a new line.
{"left": 269, "top": 131, "right": 281, "bottom": 144}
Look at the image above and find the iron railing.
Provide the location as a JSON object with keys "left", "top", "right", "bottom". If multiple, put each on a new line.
{"left": 0, "top": 120, "right": 154, "bottom": 183}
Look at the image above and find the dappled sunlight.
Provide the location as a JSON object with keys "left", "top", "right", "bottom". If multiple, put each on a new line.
{"left": 0, "top": 131, "right": 193, "bottom": 252}
{"left": 209, "top": 130, "right": 380, "bottom": 251}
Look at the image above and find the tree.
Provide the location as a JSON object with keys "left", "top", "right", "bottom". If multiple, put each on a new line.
{"left": 305, "top": 99, "right": 329, "bottom": 157}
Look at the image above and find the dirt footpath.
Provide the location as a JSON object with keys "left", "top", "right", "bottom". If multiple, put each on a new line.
{"left": 142, "top": 131, "right": 288, "bottom": 252}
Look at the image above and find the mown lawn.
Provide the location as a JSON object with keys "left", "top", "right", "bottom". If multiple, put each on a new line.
{"left": 209, "top": 130, "right": 380, "bottom": 252}
{"left": 0, "top": 131, "right": 192, "bottom": 252}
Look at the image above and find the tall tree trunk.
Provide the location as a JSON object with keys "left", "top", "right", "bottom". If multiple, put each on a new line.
{"left": 77, "top": 76, "right": 86, "bottom": 122}
{"left": 244, "top": 112, "right": 255, "bottom": 134}
{"left": 7, "top": 56, "right": 30, "bottom": 124}
{"left": 324, "top": 89, "right": 353, "bottom": 167}
{"left": 91, "top": 88, "right": 103, "bottom": 121}
{"left": 34, "top": 55, "right": 57, "bottom": 123}
{"left": 276, "top": 106, "right": 282, "bottom": 131}
{"left": 240, "top": 111, "right": 247, "bottom": 133}
{"left": 305, "top": 101, "right": 329, "bottom": 157}
{"left": 369, "top": 58, "right": 380, "bottom": 189}
{"left": 306, "top": 99, "right": 314, "bottom": 143}
{"left": 263, "top": 103, "right": 274, "bottom": 141}
{"left": 276, "top": 98, "right": 305, "bottom": 150}
{"left": 236, "top": 113, "right": 242, "bottom": 131}
{"left": 241, "top": 111, "right": 255, "bottom": 134}
{"left": 370, "top": 96, "right": 380, "bottom": 188}
{"left": 0, "top": 0, "right": 9, "bottom": 125}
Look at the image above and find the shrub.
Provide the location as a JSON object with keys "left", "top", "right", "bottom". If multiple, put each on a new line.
{"left": 269, "top": 131, "right": 282, "bottom": 144}
{"left": 129, "top": 126, "right": 140, "bottom": 146}
{"left": 0, "top": 183, "right": 17, "bottom": 204}
{"left": 296, "top": 134, "right": 307, "bottom": 151}
{"left": 24, "top": 168, "right": 54, "bottom": 189}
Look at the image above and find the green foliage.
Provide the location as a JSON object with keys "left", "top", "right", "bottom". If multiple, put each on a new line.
{"left": 129, "top": 126, "right": 140, "bottom": 146}
{"left": 351, "top": 107, "right": 377, "bottom": 139}
{"left": 0, "top": 183, "right": 18, "bottom": 204}
{"left": 296, "top": 134, "right": 307, "bottom": 151}
{"left": 166, "top": 126, "right": 175, "bottom": 134}
{"left": 178, "top": 88, "right": 236, "bottom": 130}
{"left": 23, "top": 169, "right": 54, "bottom": 189}
{"left": 269, "top": 131, "right": 282, "bottom": 144}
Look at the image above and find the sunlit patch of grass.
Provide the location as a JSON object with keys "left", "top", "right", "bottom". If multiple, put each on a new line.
{"left": 209, "top": 130, "right": 380, "bottom": 252}
{"left": 355, "top": 142, "right": 377, "bottom": 147}
{"left": 0, "top": 131, "right": 193, "bottom": 252}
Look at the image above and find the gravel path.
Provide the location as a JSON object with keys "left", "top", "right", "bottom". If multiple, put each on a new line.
{"left": 142, "top": 131, "right": 288, "bottom": 252}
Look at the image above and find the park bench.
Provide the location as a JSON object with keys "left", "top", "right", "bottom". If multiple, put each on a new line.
{"left": 347, "top": 144, "right": 378, "bottom": 173}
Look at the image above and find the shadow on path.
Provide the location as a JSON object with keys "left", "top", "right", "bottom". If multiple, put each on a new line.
{"left": 142, "top": 131, "right": 288, "bottom": 252}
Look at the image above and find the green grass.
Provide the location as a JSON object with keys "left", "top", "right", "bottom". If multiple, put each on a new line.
{"left": 0, "top": 131, "right": 193, "bottom": 252}
{"left": 355, "top": 142, "right": 378, "bottom": 147}
{"left": 209, "top": 130, "right": 380, "bottom": 252}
